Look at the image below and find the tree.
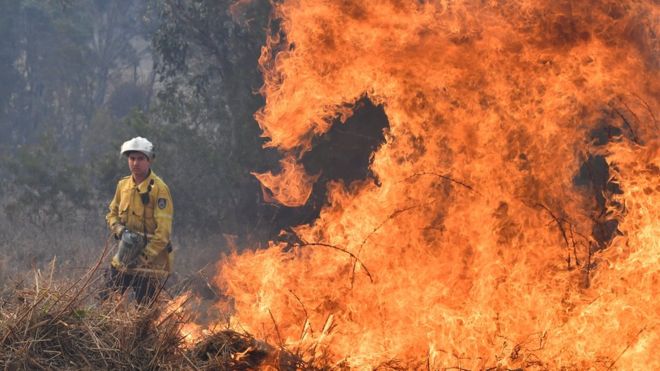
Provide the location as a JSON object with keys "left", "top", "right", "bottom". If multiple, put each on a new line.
{"left": 0, "top": 0, "right": 153, "bottom": 152}
{"left": 0, "top": 0, "right": 157, "bottom": 229}
{"left": 0, "top": 0, "right": 21, "bottom": 132}
{"left": 151, "top": 0, "right": 278, "bottom": 238}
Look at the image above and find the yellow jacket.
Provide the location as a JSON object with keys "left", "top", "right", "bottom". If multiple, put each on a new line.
{"left": 106, "top": 170, "right": 174, "bottom": 273}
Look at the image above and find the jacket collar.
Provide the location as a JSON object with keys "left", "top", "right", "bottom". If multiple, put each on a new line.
{"left": 132, "top": 169, "right": 156, "bottom": 192}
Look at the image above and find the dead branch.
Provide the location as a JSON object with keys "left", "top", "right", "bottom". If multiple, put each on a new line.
{"left": 583, "top": 242, "right": 595, "bottom": 289}
{"left": 348, "top": 204, "right": 424, "bottom": 287}
{"left": 536, "top": 203, "right": 575, "bottom": 270}
{"left": 568, "top": 225, "right": 581, "bottom": 267}
{"left": 268, "top": 309, "right": 284, "bottom": 348}
{"left": 630, "top": 93, "right": 659, "bottom": 130}
{"left": 608, "top": 326, "right": 647, "bottom": 370}
{"left": 300, "top": 242, "right": 374, "bottom": 283}
{"left": 288, "top": 289, "right": 314, "bottom": 340}
{"left": 610, "top": 104, "right": 640, "bottom": 144}
{"left": 401, "top": 171, "right": 480, "bottom": 195}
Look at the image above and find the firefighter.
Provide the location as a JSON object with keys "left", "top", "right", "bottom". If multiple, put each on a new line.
{"left": 102, "top": 136, "right": 174, "bottom": 305}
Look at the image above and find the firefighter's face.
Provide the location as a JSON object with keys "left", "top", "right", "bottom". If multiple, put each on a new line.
{"left": 127, "top": 152, "right": 150, "bottom": 179}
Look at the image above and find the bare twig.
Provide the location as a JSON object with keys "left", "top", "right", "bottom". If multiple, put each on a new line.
{"left": 608, "top": 326, "right": 647, "bottom": 370}
{"left": 610, "top": 105, "right": 640, "bottom": 144}
{"left": 583, "top": 242, "right": 594, "bottom": 288}
{"left": 630, "top": 93, "right": 658, "bottom": 130}
{"left": 288, "top": 289, "right": 314, "bottom": 340}
{"left": 52, "top": 234, "right": 113, "bottom": 321}
{"left": 536, "top": 203, "right": 577, "bottom": 271}
{"left": 268, "top": 309, "right": 284, "bottom": 347}
{"left": 301, "top": 242, "right": 374, "bottom": 283}
{"left": 401, "top": 171, "right": 480, "bottom": 195}
{"left": 180, "top": 350, "right": 201, "bottom": 371}
{"left": 148, "top": 274, "right": 171, "bottom": 309}
{"left": 536, "top": 203, "right": 570, "bottom": 248}
{"left": 569, "top": 225, "right": 581, "bottom": 267}
{"left": 350, "top": 204, "right": 425, "bottom": 286}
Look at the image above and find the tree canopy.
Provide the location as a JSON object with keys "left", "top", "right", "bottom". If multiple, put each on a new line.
{"left": 0, "top": 0, "right": 281, "bottom": 243}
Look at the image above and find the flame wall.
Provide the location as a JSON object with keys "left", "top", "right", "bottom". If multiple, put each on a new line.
{"left": 219, "top": 1, "right": 659, "bottom": 369}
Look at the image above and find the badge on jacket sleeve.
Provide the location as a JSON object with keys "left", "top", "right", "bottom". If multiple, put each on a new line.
{"left": 158, "top": 198, "right": 167, "bottom": 209}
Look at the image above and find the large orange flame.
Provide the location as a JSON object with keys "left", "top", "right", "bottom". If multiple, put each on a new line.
{"left": 218, "top": 0, "right": 658, "bottom": 368}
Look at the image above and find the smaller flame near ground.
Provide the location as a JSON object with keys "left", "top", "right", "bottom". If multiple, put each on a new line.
{"left": 186, "top": 0, "right": 658, "bottom": 369}
{"left": 160, "top": 292, "right": 205, "bottom": 346}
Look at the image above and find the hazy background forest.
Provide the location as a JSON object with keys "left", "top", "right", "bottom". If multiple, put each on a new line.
{"left": 0, "top": 0, "right": 307, "bottom": 283}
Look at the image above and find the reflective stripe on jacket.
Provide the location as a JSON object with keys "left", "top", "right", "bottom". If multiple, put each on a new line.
{"left": 106, "top": 170, "right": 174, "bottom": 273}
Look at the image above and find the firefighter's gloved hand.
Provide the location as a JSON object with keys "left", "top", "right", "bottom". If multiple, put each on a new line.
{"left": 112, "top": 224, "right": 127, "bottom": 240}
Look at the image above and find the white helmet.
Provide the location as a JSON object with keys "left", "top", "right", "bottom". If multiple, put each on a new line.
{"left": 120, "top": 137, "right": 155, "bottom": 159}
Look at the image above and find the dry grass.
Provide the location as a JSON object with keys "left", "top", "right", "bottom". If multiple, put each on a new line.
{"left": 0, "top": 256, "right": 177, "bottom": 369}
{"left": 1, "top": 286, "right": 279, "bottom": 369}
{"left": 0, "top": 211, "right": 331, "bottom": 370}
{"left": 0, "top": 265, "right": 317, "bottom": 370}
{"left": 0, "top": 225, "right": 318, "bottom": 370}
